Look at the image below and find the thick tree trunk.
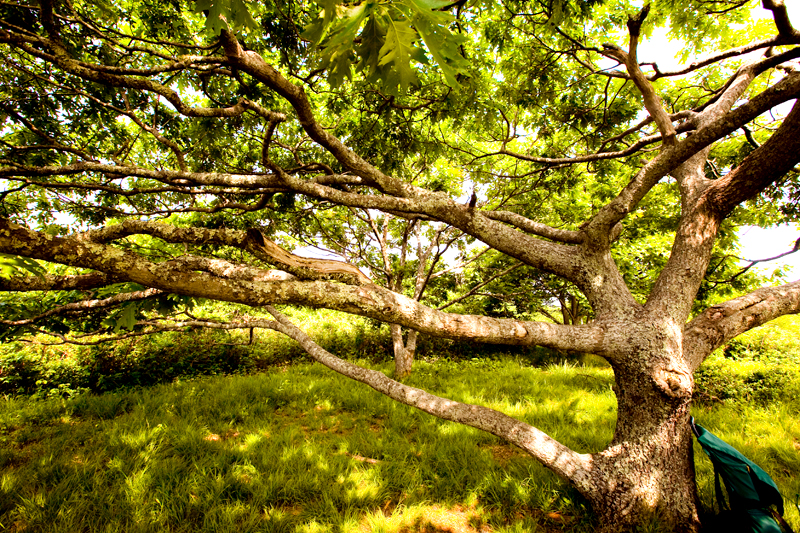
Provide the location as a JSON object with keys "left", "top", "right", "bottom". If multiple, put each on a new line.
{"left": 588, "top": 404, "right": 699, "bottom": 531}
{"left": 583, "top": 351, "right": 701, "bottom": 532}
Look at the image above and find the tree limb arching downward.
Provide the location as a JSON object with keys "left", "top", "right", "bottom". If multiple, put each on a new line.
{"left": 263, "top": 305, "right": 595, "bottom": 492}
{"left": 1, "top": 0, "right": 800, "bottom": 530}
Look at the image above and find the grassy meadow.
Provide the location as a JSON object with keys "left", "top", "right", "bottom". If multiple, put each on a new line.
{"left": 1, "top": 309, "right": 799, "bottom": 532}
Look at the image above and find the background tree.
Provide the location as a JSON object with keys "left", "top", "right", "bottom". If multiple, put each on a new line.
{"left": 1, "top": 0, "right": 800, "bottom": 531}
{"left": 299, "top": 207, "right": 477, "bottom": 377}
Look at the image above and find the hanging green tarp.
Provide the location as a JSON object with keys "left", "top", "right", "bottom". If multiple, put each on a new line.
{"left": 692, "top": 419, "right": 794, "bottom": 533}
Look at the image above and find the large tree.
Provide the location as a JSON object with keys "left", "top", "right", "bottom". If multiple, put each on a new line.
{"left": 1, "top": 0, "right": 800, "bottom": 530}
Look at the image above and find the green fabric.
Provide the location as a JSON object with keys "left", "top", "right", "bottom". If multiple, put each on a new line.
{"left": 694, "top": 422, "right": 785, "bottom": 515}
{"left": 743, "top": 509, "right": 784, "bottom": 533}
{"left": 709, "top": 509, "right": 785, "bottom": 533}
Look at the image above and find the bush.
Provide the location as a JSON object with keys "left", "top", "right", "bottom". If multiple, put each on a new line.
{"left": 0, "top": 329, "right": 257, "bottom": 397}
{"left": 0, "top": 345, "right": 92, "bottom": 398}
{"left": 0, "top": 308, "right": 392, "bottom": 397}
{"left": 694, "top": 335, "right": 800, "bottom": 405}
{"left": 3, "top": 307, "right": 798, "bottom": 403}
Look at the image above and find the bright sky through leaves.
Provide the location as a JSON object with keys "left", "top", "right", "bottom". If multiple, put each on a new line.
{"left": 736, "top": 2, "right": 800, "bottom": 275}
{"left": 634, "top": 2, "right": 800, "bottom": 276}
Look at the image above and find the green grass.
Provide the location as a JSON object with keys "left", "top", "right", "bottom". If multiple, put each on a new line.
{"left": 1, "top": 357, "right": 798, "bottom": 533}
{"left": 0, "top": 307, "right": 585, "bottom": 399}
{"left": 0, "top": 360, "right": 606, "bottom": 533}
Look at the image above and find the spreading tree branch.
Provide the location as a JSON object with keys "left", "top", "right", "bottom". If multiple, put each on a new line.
{"left": 0, "top": 218, "right": 614, "bottom": 355}
{"left": 264, "top": 305, "right": 594, "bottom": 492}
{"left": 684, "top": 279, "right": 800, "bottom": 368}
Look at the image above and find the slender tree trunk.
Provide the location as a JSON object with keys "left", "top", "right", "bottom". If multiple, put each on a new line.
{"left": 406, "top": 329, "right": 418, "bottom": 362}
{"left": 391, "top": 323, "right": 416, "bottom": 378}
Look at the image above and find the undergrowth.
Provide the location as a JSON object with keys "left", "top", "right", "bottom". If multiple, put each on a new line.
{"left": 0, "top": 307, "right": 571, "bottom": 398}
{"left": 0, "top": 309, "right": 798, "bottom": 532}
{"left": 694, "top": 315, "right": 800, "bottom": 404}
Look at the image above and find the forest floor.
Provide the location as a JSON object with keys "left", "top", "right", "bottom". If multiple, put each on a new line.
{"left": 1, "top": 353, "right": 799, "bottom": 533}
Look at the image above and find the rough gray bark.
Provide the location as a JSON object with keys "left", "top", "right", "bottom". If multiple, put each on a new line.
{"left": 2, "top": 4, "right": 800, "bottom": 531}
{"left": 390, "top": 323, "right": 417, "bottom": 378}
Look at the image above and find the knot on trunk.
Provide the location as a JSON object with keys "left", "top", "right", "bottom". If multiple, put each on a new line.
{"left": 654, "top": 367, "right": 693, "bottom": 399}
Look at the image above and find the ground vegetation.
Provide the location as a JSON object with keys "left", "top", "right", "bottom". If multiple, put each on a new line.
{"left": 1, "top": 0, "right": 800, "bottom": 529}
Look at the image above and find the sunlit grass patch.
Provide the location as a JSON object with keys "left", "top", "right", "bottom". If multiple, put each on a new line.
{"left": 360, "top": 502, "right": 490, "bottom": 533}
{"left": 0, "top": 356, "right": 798, "bottom": 532}
{"left": 0, "top": 360, "right": 602, "bottom": 532}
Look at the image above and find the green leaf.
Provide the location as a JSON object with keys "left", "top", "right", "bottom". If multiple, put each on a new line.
{"left": 230, "top": 0, "right": 259, "bottom": 32}
{"left": 378, "top": 18, "right": 420, "bottom": 92}
{"left": 404, "top": 0, "right": 452, "bottom": 10}
{"left": 302, "top": 18, "right": 328, "bottom": 46}
{"left": 192, "top": 0, "right": 259, "bottom": 36}
{"left": 205, "top": 0, "right": 230, "bottom": 35}
{"left": 402, "top": 0, "right": 468, "bottom": 88}
{"left": 0, "top": 254, "right": 46, "bottom": 279}
{"left": 356, "top": 11, "right": 387, "bottom": 76}
{"left": 115, "top": 304, "right": 138, "bottom": 333}
{"left": 321, "top": 3, "right": 369, "bottom": 51}
{"left": 301, "top": 0, "right": 340, "bottom": 45}
{"left": 412, "top": 13, "right": 467, "bottom": 87}
{"left": 195, "top": 0, "right": 213, "bottom": 12}
{"left": 303, "top": 0, "right": 467, "bottom": 91}
{"left": 310, "top": 3, "right": 369, "bottom": 88}
{"left": 548, "top": 0, "right": 566, "bottom": 27}
{"left": 96, "top": 282, "right": 145, "bottom": 298}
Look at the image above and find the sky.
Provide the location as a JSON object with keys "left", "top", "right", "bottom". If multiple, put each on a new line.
{"left": 636, "top": 3, "right": 800, "bottom": 278}
{"left": 738, "top": 224, "right": 800, "bottom": 276}
{"left": 297, "top": 4, "right": 800, "bottom": 278}
{"left": 637, "top": 2, "right": 800, "bottom": 70}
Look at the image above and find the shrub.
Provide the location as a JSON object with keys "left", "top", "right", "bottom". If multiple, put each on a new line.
{"left": 694, "top": 348, "right": 799, "bottom": 405}
{"left": 2, "top": 307, "right": 798, "bottom": 403}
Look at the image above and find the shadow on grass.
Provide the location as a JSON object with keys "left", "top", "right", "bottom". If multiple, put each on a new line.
{"left": 0, "top": 360, "right": 607, "bottom": 533}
